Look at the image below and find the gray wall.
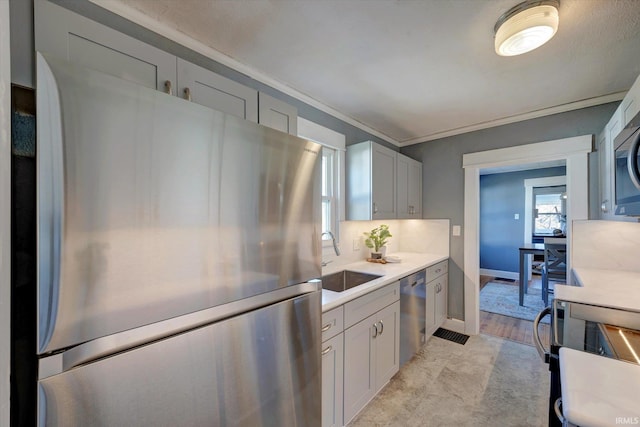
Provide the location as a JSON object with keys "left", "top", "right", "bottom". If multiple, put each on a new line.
{"left": 10, "top": 0, "right": 397, "bottom": 151}
{"left": 480, "top": 166, "right": 566, "bottom": 273}
{"left": 401, "top": 102, "right": 618, "bottom": 320}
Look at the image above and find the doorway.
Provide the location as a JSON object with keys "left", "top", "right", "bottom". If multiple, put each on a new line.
{"left": 461, "top": 135, "right": 592, "bottom": 335}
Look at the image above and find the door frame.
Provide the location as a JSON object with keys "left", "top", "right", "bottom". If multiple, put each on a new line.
{"left": 462, "top": 135, "right": 592, "bottom": 335}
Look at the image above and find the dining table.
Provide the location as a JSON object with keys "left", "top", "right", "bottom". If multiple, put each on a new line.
{"left": 518, "top": 243, "right": 545, "bottom": 306}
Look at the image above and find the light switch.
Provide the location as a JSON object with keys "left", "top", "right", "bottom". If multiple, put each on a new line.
{"left": 452, "top": 225, "right": 461, "bottom": 236}
{"left": 514, "top": 213, "right": 520, "bottom": 220}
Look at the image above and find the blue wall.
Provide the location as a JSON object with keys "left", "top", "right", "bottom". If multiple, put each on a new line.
{"left": 480, "top": 166, "right": 566, "bottom": 274}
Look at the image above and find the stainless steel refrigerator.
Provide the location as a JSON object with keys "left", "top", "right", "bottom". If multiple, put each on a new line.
{"left": 35, "top": 53, "right": 322, "bottom": 426}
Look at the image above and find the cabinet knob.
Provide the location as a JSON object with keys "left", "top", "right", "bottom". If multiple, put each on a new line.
{"left": 601, "top": 200, "right": 609, "bottom": 213}
{"left": 164, "top": 80, "right": 173, "bottom": 95}
{"left": 183, "top": 87, "right": 192, "bottom": 102}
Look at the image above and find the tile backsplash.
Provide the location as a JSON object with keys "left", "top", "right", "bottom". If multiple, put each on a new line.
{"left": 572, "top": 220, "right": 640, "bottom": 271}
{"left": 322, "top": 219, "right": 450, "bottom": 268}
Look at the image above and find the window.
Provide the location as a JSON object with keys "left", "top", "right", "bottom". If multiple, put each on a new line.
{"left": 322, "top": 146, "right": 338, "bottom": 238}
{"left": 297, "top": 117, "right": 345, "bottom": 246}
{"left": 533, "top": 186, "right": 566, "bottom": 235}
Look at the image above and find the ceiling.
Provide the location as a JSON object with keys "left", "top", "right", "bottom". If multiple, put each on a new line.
{"left": 93, "top": 0, "right": 640, "bottom": 146}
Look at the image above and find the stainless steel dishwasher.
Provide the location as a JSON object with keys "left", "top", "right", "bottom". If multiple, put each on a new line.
{"left": 399, "top": 268, "right": 427, "bottom": 367}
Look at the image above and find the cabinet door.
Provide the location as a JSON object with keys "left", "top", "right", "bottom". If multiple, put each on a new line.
{"left": 371, "top": 144, "right": 397, "bottom": 219}
{"left": 435, "top": 276, "right": 448, "bottom": 327}
{"left": 373, "top": 302, "right": 400, "bottom": 390}
{"left": 597, "top": 130, "right": 611, "bottom": 219}
{"left": 425, "top": 282, "right": 437, "bottom": 336}
{"left": 322, "top": 333, "right": 344, "bottom": 427}
{"left": 343, "top": 317, "right": 376, "bottom": 424}
{"left": 407, "top": 159, "right": 422, "bottom": 217}
{"left": 622, "top": 75, "right": 640, "bottom": 126}
{"left": 35, "top": 0, "right": 176, "bottom": 92}
{"left": 177, "top": 58, "right": 258, "bottom": 122}
{"left": 259, "top": 92, "right": 298, "bottom": 134}
{"left": 396, "top": 154, "right": 410, "bottom": 218}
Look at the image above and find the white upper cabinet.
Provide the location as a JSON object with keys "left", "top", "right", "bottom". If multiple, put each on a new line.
{"left": 35, "top": 1, "right": 297, "bottom": 131}
{"left": 598, "top": 104, "right": 625, "bottom": 220}
{"left": 35, "top": 0, "right": 176, "bottom": 93}
{"left": 622, "top": 74, "right": 640, "bottom": 126}
{"left": 258, "top": 93, "right": 298, "bottom": 135}
{"left": 347, "top": 141, "right": 423, "bottom": 220}
{"left": 347, "top": 141, "right": 396, "bottom": 220}
{"left": 177, "top": 59, "right": 258, "bottom": 122}
{"left": 397, "top": 153, "right": 422, "bottom": 219}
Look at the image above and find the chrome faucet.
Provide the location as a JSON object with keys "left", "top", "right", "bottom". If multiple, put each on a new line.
{"left": 321, "top": 231, "right": 341, "bottom": 256}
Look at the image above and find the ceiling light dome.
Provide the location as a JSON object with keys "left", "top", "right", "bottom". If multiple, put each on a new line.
{"left": 494, "top": 0, "right": 560, "bottom": 56}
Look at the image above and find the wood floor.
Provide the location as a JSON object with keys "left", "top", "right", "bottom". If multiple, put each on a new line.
{"left": 480, "top": 310, "right": 550, "bottom": 347}
{"left": 479, "top": 274, "right": 550, "bottom": 347}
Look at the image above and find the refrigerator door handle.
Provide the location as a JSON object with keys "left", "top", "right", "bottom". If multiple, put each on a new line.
{"left": 41, "top": 281, "right": 321, "bottom": 378}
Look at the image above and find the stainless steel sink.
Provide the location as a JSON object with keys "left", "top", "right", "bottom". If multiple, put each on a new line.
{"left": 320, "top": 270, "right": 382, "bottom": 293}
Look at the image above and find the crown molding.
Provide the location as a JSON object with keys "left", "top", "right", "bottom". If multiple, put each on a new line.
{"left": 400, "top": 91, "right": 626, "bottom": 146}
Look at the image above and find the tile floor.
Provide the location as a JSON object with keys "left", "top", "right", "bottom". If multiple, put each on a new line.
{"left": 348, "top": 334, "right": 550, "bottom": 427}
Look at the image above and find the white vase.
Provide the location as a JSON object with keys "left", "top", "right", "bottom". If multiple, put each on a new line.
{"left": 380, "top": 246, "right": 387, "bottom": 258}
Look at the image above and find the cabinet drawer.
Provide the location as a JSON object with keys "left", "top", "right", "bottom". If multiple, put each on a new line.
{"left": 344, "top": 281, "right": 400, "bottom": 329}
{"left": 321, "top": 306, "right": 344, "bottom": 342}
{"left": 425, "top": 260, "right": 448, "bottom": 282}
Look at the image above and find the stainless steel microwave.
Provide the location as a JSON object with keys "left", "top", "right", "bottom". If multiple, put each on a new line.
{"left": 614, "top": 111, "right": 640, "bottom": 216}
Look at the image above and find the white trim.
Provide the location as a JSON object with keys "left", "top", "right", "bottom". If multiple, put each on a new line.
{"left": 0, "top": 0, "right": 10, "bottom": 423}
{"left": 463, "top": 136, "right": 592, "bottom": 335}
{"left": 89, "top": 0, "right": 398, "bottom": 146}
{"left": 400, "top": 92, "right": 626, "bottom": 146}
{"left": 89, "top": 0, "right": 624, "bottom": 149}
{"left": 298, "top": 117, "right": 347, "bottom": 224}
{"left": 463, "top": 135, "right": 592, "bottom": 168}
{"left": 442, "top": 318, "right": 466, "bottom": 334}
{"left": 297, "top": 117, "right": 345, "bottom": 151}
{"left": 479, "top": 269, "right": 519, "bottom": 281}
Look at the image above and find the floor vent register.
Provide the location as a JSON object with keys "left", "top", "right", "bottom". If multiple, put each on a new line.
{"left": 432, "top": 328, "right": 470, "bottom": 345}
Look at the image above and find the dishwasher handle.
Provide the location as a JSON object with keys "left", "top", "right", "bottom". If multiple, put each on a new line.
{"left": 534, "top": 306, "right": 552, "bottom": 362}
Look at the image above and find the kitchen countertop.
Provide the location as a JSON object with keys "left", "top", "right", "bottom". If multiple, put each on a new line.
{"left": 321, "top": 252, "right": 448, "bottom": 312}
{"left": 560, "top": 347, "right": 640, "bottom": 427}
{"left": 555, "top": 268, "right": 640, "bottom": 311}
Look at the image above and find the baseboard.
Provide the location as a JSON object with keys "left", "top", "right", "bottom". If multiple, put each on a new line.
{"left": 442, "top": 318, "right": 467, "bottom": 334}
{"left": 479, "top": 269, "right": 518, "bottom": 281}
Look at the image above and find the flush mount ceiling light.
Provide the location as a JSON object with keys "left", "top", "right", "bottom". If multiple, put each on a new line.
{"left": 494, "top": 0, "right": 560, "bottom": 56}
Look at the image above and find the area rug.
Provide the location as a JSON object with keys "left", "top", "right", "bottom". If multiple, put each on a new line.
{"left": 480, "top": 282, "right": 549, "bottom": 323}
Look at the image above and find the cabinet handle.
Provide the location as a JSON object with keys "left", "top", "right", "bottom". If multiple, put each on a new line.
{"left": 601, "top": 200, "right": 609, "bottom": 213}
{"left": 321, "top": 345, "right": 333, "bottom": 356}
{"left": 373, "top": 203, "right": 379, "bottom": 214}
{"left": 321, "top": 323, "right": 332, "bottom": 332}
{"left": 411, "top": 281, "right": 418, "bottom": 287}
{"left": 377, "top": 321, "right": 384, "bottom": 335}
{"left": 372, "top": 323, "right": 378, "bottom": 338}
{"left": 164, "top": 80, "right": 173, "bottom": 95}
{"left": 183, "top": 87, "right": 192, "bottom": 101}
{"left": 435, "top": 268, "right": 442, "bottom": 274}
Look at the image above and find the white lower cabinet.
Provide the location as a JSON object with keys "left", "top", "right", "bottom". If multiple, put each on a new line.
{"left": 425, "top": 260, "right": 448, "bottom": 338}
{"left": 321, "top": 306, "right": 344, "bottom": 427}
{"left": 322, "top": 333, "right": 344, "bottom": 427}
{"left": 343, "top": 297, "right": 400, "bottom": 424}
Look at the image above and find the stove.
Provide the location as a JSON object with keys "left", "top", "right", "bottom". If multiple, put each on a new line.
{"left": 534, "top": 300, "right": 640, "bottom": 426}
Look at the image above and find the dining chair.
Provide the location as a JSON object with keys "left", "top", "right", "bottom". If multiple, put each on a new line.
{"left": 542, "top": 239, "right": 567, "bottom": 306}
